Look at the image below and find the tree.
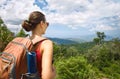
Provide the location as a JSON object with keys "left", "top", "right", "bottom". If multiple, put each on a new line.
{"left": 93, "top": 38, "right": 100, "bottom": 45}
{"left": 0, "top": 17, "right": 4, "bottom": 24}
{"left": 93, "top": 32, "right": 106, "bottom": 45}
{"left": 16, "top": 28, "right": 27, "bottom": 37}
{"left": 111, "top": 38, "right": 120, "bottom": 60}
{"left": 100, "top": 32, "right": 106, "bottom": 43}
{"left": 55, "top": 56, "right": 97, "bottom": 79}
{"left": 86, "top": 41, "right": 120, "bottom": 78}
{"left": 65, "top": 46, "right": 79, "bottom": 57}
{"left": 0, "top": 17, "right": 14, "bottom": 52}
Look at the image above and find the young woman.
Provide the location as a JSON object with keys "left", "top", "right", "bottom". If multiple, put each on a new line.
{"left": 22, "top": 11, "right": 56, "bottom": 79}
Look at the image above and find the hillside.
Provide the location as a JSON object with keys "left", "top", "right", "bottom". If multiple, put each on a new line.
{"left": 48, "top": 38, "right": 79, "bottom": 44}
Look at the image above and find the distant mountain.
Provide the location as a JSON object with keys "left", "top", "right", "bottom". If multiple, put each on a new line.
{"left": 69, "top": 34, "right": 96, "bottom": 42}
{"left": 67, "top": 38, "right": 86, "bottom": 43}
{"left": 106, "top": 35, "right": 120, "bottom": 40}
{"left": 105, "top": 35, "right": 114, "bottom": 41}
{"left": 48, "top": 38, "right": 78, "bottom": 44}
{"left": 73, "top": 34, "right": 120, "bottom": 42}
{"left": 48, "top": 34, "right": 120, "bottom": 44}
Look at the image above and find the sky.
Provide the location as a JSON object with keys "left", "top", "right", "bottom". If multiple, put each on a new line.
{"left": 0, "top": 0, "right": 120, "bottom": 38}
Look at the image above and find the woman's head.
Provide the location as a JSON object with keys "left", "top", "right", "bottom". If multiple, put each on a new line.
{"left": 22, "top": 11, "right": 48, "bottom": 32}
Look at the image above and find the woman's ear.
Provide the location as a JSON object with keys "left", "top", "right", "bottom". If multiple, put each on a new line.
{"left": 40, "top": 21, "right": 42, "bottom": 25}
{"left": 40, "top": 21, "right": 44, "bottom": 28}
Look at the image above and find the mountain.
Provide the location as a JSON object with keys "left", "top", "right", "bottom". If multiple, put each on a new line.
{"left": 67, "top": 38, "right": 86, "bottom": 43}
{"left": 72, "top": 34, "right": 120, "bottom": 42}
{"left": 48, "top": 34, "right": 120, "bottom": 44}
{"left": 105, "top": 35, "right": 114, "bottom": 41}
{"left": 48, "top": 38, "right": 78, "bottom": 44}
{"left": 68, "top": 34, "right": 96, "bottom": 42}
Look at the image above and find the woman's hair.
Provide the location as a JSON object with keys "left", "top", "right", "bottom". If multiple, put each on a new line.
{"left": 22, "top": 11, "right": 45, "bottom": 32}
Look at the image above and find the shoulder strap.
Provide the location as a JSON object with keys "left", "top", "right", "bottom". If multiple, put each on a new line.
{"left": 31, "top": 39, "right": 48, "bottom": 51}
{"left": 37, "top": 39, "right": 48, "bottom": 44}
{"left": 36, "top": 39, "right": 48, "bottom": 50}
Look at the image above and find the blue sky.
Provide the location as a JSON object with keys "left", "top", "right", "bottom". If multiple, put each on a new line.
{"left": 0, "top": 0, "right": 120, "bottom": 38}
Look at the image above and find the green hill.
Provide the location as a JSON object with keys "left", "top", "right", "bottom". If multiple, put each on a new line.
{"left": 49, "top": 38, "right": 79, "bottom": 44}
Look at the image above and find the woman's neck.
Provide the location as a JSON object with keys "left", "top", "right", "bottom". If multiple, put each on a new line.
{"left": 30, "top": 34, "right": 44, "bottom": 45}
{"left": 32, "top": 30, "right": 42, "bottom": 37}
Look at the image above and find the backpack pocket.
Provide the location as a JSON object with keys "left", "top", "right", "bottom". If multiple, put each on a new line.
{"left": 0, "top": 52, "right": 16, "bottom": 79}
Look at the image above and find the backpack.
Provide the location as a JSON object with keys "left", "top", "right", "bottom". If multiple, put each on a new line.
{"left": 0, "top": 37, "right": 42, "bottom": 79}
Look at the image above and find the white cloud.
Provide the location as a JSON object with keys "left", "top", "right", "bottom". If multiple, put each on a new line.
{"left": 44, "top": 0, "right": 120, "bottom": 31}
{"left": 0, "top": 0, "right": 120, "bottom": 32}
{"left": 90, "top": 24, "right": 116, "bottom": 31}
{"left": 0, "top": 0, "right": 6, "bottom": 5}
{"left": 0, "top": 0, "right": 41, "bottom": 26}
{"left": 46, "top": 0, "right": 89, "bottom": 14}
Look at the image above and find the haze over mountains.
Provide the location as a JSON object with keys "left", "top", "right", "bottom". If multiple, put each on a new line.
{"left": 49, "top": 34, "right": 120, "bottom": 44}
{"left": 9, "top": 26, "right": 120, "bottom": 44}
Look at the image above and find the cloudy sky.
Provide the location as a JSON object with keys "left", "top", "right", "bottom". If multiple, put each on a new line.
{"left": 0, "top": 0, "right": 120, "bottom": 38}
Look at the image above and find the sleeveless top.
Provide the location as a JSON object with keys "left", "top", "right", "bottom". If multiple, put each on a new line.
{"left": 35, "top": 39, "right": 47, "bottom": 77}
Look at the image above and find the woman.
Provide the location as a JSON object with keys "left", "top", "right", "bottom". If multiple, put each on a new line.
{"left": 22, "top": 11, "right": 56, "bottom": 79}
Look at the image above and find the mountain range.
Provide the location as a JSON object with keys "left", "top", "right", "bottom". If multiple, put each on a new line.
{"left": 49, "top": 34, "right": 120, "bottom": 44}
{"left": 49, "top": 38, "right": 78, "bottom": 44}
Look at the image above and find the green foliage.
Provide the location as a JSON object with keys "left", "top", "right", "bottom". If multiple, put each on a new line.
{"left": 72, "top": 42, "right": 95, "bottom": 54}
{"left": 55, "top": 56, "right": 98, "bottom": 79}
{"left": 85, "top": 40, "right": 120, "bottom": 79}
{"left": 0, "top": 17, "right": 4, "bottom": 24}
{"left": 65, "top": 46, "right": 79, "bottom": 57}
{"left": 54, "top": 38, "right": 120, "bottom": 79}
{"left": 0, "top": 19, "right": 119, "bottom": 79}
{"left": 102, "top": 63, "right": 120, "bottom": 78}
{"left": 53, "top": 44, "right": 79, "bottom": 60}
{"left": 16, "top": 28, "right": 27, "bottom": 37}
{"left": 0, "top": 18, "right": 14, "bottom": 52}
{"left": 93, "top": 32, "right": 106, "bottom": 45}
{"left": 93, "top": 38, "right": 100, "bottom": 45}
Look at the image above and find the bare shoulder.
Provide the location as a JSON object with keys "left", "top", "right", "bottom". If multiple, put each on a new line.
{"left": 43, "top": 39, "right": 53, "bottom": 44}
{"left": 42, "top": 39, "right": 53, "bottom": 55}
{"left": 42, "top": 39, "right": 53, "bottom": 48}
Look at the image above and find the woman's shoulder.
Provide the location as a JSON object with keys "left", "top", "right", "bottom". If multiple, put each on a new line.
{"left": 41, "top": 38, "right": 53, "bottom": 53}
{"left": 34, "top": 37, "right": 53, "bottom": 51}
{"left": 42, "top": 38, "right": 53, "bottom": 46}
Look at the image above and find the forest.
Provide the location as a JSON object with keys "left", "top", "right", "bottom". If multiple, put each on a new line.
{"left": 0, "top": 18, "right": 120, "bottom": 79}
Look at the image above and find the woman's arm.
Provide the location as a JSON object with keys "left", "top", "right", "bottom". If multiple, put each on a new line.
{"left": 41, "top": 40, "right": 56, "bottom": 79}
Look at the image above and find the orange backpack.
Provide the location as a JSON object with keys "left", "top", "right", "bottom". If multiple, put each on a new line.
{"left": 0, "top": 37, "right": 40, "bottom": 79}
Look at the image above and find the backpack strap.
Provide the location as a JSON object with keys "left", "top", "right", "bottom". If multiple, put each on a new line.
{"left": 37, "top": 39, "right": 48, "bottom": 50}
{"left": 31, "top": 39, "right": 48, "bottom": 51}
{"left": 35, "top": 39, "right": 48, "bottom": 45}
{"left": 35, "top": 39, "right": 54, "bottom": 64}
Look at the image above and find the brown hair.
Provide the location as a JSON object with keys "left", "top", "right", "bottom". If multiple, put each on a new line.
{"left": 22, "top": 11, "right": 45, "bottom": 32}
